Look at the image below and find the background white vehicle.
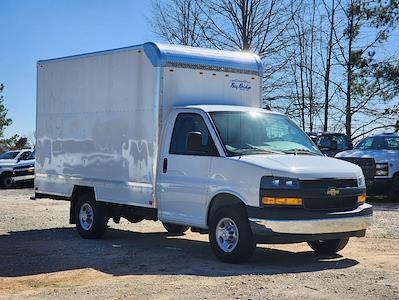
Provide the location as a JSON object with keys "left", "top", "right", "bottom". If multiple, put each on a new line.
{"left": 12, "top": 150, "right": 35, "bottom": 184}
{"left": 336, "top": 133, "right": 399, "bottom": 199}
{"left": 0, "top": 149, "right": 33, "bottom": 187}
{"left": 35, "top": 42, "right": 372, "bottom": 263}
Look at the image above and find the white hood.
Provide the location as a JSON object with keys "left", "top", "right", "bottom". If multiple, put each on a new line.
{"left": 336, "top": 149, "right": 398, "bottom": 163}
{"left": 13, "top": 159, "right": 35, "bottom": 168}
{"left": 235, "top": 154, "right": 363, "bottom": 179}
{"left": 0, "top": 159, "right": 17, "bottom": 167}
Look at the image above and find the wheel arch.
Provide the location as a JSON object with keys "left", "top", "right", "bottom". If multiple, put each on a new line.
{"left": 206, "top": 192, "right": 246, "bottom": 226}
{"left": 0, "top": 170, "right": 13, "bottom": 178}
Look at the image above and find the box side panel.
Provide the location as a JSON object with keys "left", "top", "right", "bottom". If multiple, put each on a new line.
{"left": 36, "top": 49, "right": 158, "bottom": 207}
{"left": 161, "top": 68, "right": 261, "bottom": 121}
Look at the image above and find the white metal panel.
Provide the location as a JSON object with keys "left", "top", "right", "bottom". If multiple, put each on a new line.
{"left": 36, "top": 48, "right": 158, "bottom": 207}
{"left": 161, "top": 68, "right": 261, "bottom": 123}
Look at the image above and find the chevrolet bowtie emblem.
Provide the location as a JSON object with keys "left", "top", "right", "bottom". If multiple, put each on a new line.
{"left": 327, "top": 188, "right": 340, "bottom": 196}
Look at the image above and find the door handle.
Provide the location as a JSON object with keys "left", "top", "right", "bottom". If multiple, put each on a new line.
{"left": 163, "top": 158, "right": 168, "bottom": 173}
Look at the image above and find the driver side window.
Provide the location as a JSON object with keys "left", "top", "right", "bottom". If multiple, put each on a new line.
{"left": 169, "top": 113, "right": 218, "bottom": 156}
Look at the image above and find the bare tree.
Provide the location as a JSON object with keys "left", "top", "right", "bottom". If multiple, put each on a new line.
{"left": 151, "top": 0, "right": 205, "bottom": 46}
{"left": 321, "top": 0, "right": 337, "bottom": 131}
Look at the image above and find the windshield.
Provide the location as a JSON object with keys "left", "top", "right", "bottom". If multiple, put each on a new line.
{"left": 27, "top": 151, "right": 35, "bottom": 160}
{"left": 210, "top": 111, "right": 321, "bottom": 156}
{"left": 355, "top": 136, "right": 399, "bottom": 150}
{"left": 317, "top": 134, "right": 350, "bottom": 150}
{"left": 0, "top": 151, "right": 19, "bottom": 159}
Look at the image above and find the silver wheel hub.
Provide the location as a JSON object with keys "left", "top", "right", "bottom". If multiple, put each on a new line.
{"left": 216, "top": 217, "right": 239, "bottom": 252}
{"left": 79, "top": 203, "right": 94, "bottom": 230}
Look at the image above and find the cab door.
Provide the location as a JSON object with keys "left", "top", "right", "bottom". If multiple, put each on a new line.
{"left": 157, "top": 110, "right": 220, "bottom": 227}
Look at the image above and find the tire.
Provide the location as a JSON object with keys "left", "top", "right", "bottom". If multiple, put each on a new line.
{"left": 209, "top": 206, "right": 255, "bottom": 263}
{"left": 162, "top": 222, "right": 189, "bottom": 235}
{"left": 307, "top": 237, "right": 349, "bottom": 254}
{"left": 1, "top": 174, "right": 14, "bottom": 188}
{"left": 75, "top": 193, "right": 108, "bottom": 239}
{"left": 388, "top": 174, "right": 399, "bottom": 201}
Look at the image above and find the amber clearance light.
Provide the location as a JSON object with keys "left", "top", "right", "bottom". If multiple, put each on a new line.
{"left": 262, "top": 197, "right": 303, "bottom": 206}
{"left": 357, "top": 193, "right": 367, "bottom": 204}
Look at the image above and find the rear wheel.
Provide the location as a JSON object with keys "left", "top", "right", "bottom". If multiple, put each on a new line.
{"left": 388, "top": 174, "right": 399, "bottom": 201}
{"left": 1, "top": 174, "right": 14, "bottom": 188}
{"left": 307, "top": 237, "right": 349, "bottom": 254}
{"left": 209, "top": 206, "right": 255, "bottom": 263}
{"left": 75, "top": 194, "right": 108, "bottom": 239}
{"left": 162, "top": 222, "right": 189, "bottom": 235}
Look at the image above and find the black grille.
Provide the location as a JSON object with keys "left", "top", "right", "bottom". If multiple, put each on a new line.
{"left": 300, "top": 179, "right": 357, "bottom": 189}
{"left": 14, "top": 164, "right": 34, "bottom": 170}
{"left": 338, "top": 158, "right": 375, "bottom": 179}
{"left": 304, "top": 197, "right": 357, "bottom": 211}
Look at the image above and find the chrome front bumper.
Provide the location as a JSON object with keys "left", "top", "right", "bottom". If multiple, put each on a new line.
{"left": 13, "top": 174, "right": 35, "bottom": 182}
{"left": 248, "top": 203, "right": 373, "bottom": 235}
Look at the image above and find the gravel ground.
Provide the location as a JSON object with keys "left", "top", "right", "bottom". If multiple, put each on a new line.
{"left": 0, "top": 188, "right": 398, "bottom": 299}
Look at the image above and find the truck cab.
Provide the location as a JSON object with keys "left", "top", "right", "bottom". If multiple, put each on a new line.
{"left": 12, "top": 150, "right": 35, "bottom": 184}
{"left": 156, "top": 105, "right": 371, "bottom": 262}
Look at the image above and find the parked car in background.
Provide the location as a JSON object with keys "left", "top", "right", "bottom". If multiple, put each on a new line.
{"left": 12, "top": 150, "right": 35, "bottom": 186}
{"left": 336, "top": 133, "right": 399, "bottom": 198}
{"left": 307, "top": 132, "right": 353, "bottom": 157}
{"left": 0, "top": 149, "right": 33, "bottom": 187}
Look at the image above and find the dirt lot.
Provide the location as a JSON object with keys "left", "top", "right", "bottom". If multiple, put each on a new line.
{"left": 0, "top": 188, "right": 398, "bottom": 300}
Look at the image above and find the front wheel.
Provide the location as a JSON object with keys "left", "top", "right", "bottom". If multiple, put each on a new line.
{"left": 75, "top": 194, "right": 108, "bottom": 239}
{"left": 209, "top": 206, "right": 255, "bottom": 263}
{"left": 162, "top": 222, "right": 189, "bottom": 235}
{"left": 1, "top": 174, "right": 14, "bottom": 188}
{"left": 307, "top": 237, "right": 349, "bottom": 254}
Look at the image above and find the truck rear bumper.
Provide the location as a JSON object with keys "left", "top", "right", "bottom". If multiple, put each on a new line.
{"left": 248, "top": 203, "right": 372, "bottom": 236}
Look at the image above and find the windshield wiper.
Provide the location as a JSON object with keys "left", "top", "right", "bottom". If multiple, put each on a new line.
{"left": 283, "top": 148, "right": 319, "bottom": 155}
{"left": 233, "top": 146, "right": 284, "bottom": 155}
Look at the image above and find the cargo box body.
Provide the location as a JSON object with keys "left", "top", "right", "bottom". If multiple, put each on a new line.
{"left": 35, "top": 43, "right": 262, "bottom": 207}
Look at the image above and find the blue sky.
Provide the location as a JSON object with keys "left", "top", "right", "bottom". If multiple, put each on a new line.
{"left": 0, "top": 0, "right": 154, "bottom": 139}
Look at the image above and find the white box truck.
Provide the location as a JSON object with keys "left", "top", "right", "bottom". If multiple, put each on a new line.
{"left": 35, "top": 42, "right": 372, "bottom": 263}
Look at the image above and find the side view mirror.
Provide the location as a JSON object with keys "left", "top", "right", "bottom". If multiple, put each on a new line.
{"left": 187, "top": 132, "right": 204, "bottom": 152}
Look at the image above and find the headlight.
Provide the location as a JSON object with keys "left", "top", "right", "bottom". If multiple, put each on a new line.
{"left": 375, "top": 163, "right": 388, "bottom": 176}
{"left": 357, "top": 175, "right": 366, "bottom": 188}
{"left": 260, "top": 176, "right": 302, "bottom": 206}
{"left": 260, "top": 176, "right": 300, "bottom": 189}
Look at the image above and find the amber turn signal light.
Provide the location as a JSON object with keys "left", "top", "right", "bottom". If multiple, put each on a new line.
{"left": 357, "top": 194, "right": 367, "bottom": 204}
{"left": 262, "top": 197, "right": 303, "bottom": 206}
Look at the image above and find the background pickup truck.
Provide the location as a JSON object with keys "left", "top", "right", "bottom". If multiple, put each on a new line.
{"left": 0, "top": 149, "right": 33, "bottom": 188}
{"left": 307, "top": 132, "right": 353, "bottom": 157}
{"left": 336, "top": 133, "right": 399, "bottom": 199}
